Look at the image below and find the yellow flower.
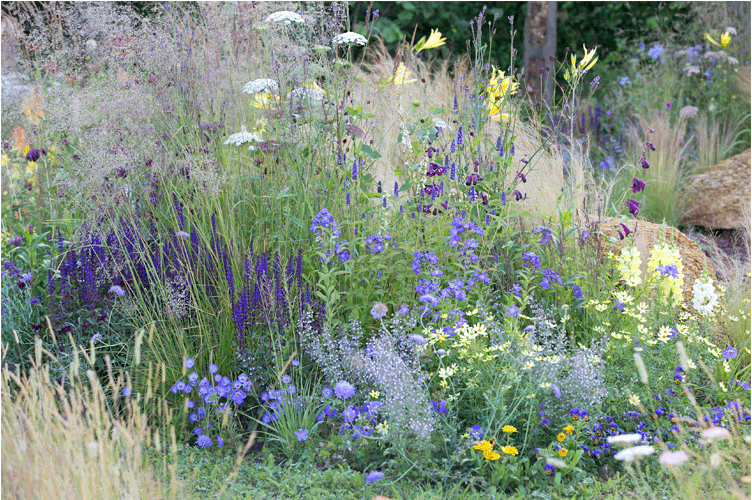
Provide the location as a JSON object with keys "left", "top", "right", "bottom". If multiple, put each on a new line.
{"left": 565, "top": 45, "right": 598, "bottom": 81}
{"left": 414, "top": 28, "right": 446, "bottom": 53}
{"left": 473, "top": 440, "right": 493, "bottom": 452}
{"left": 563, "top": 425, "right": 574, "bottom": 436}
{"left": 483, "top": 449, "right": 501, "bottom": 461}
{"left": 558, "top": 448, "right": 569, "bottom": 457}
{"left": 557, "top": 433, "right": 566, "bottom": 442}
{"left": 485, "top": 67, "right": 519, "bottom": 122}
{"left": 706, "top": 32, "right": 731, "bottom": 48}
{"left": 387, "top": 63, "right": 417, "bottom": 85}
{"left": 501, "top": 446, "right": 518, "bottom": 456}
{"left": 502, "top": 425, "right": 517, "bottom": 433}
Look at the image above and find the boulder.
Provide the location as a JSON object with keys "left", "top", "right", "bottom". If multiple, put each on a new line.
{"left": 599, "top": 218, "right": 718, "bottom": 306}
{"left": 680, "top": 149, "right": 751, "bottom": 231}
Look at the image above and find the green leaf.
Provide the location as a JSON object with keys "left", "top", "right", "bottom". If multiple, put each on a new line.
{"left": 360, "top": 145, "right": 381, "bottom": 159}
{"left": 428, "top": 106, "right": 446, "bottom": 115}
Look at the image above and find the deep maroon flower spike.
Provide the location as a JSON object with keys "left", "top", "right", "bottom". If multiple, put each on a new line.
{"left": 626, "top": 198, "right": 641, "bottom": 215}
{"left": 465, "top": 173, "right": 482, "bottom": 186}
{"left": 630, "top": 177, "right": 646, "bottom": 193}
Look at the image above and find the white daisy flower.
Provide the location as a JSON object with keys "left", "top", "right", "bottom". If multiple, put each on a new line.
{"left": 332, "top": 31, "right": 367, "bottom": 46}
{"left": 266, "top": 11, "right": 304, "bottom": 24}
{"left": 223, "top": 125, "right": 263, "bottom": 147}
{"left": 242, "top": 78, "right": 279, "bottom": 95}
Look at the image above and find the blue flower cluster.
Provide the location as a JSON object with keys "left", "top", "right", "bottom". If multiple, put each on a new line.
{"left": 310, "top": 209, "right": 351, "bottom": 263}
{"left": 173, "top": 358, "right": 250, "bottom": 448}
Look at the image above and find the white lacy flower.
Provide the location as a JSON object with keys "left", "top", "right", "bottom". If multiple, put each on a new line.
{"left": 266, "top": 11, "right": 304, "bottom": 24}
{"left": 287, "top": 87, "right": 325, "bottom": 102}
{"left": 223, "top": 125, "right": 263, "bottom": 147}
{"left": 333, "top": 31, "right": 367, "bottom": 46}
{"left": 242, "top": 78, "right": 279, "bottom": 95}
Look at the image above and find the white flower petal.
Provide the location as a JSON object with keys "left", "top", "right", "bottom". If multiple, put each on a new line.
{"left": 266, "top": 11, "right": 304, "bottom": 24}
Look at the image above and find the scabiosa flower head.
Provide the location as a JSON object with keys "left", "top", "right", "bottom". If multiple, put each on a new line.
{"left": 631, "top": 177, "right": 646, "bottom": 193}
{"left": 281, "top": 374, "right": 292, "bottom": 384}
{"left": 370, "top": 302, "right": 388, "bottom": 319}
{"left": 365, "top": 471, "right": 384, "bottom": 483}
{"left": 196, "top": 434, "right": 213, "bottom": 448}
{"left": 122, "top": 386, "right": 132, "bottom": 397}
{"left": 408, "top": 334, "right": 426, "bottom": 345}
{"left": 619, "top": 76, "right": 631, "bottom": 86}
{"left": 334, "top": 380, "right": 356, "bottom": 399}
{"left": 294, "top": 428, "right": 309, "bottom": 441}
{"left": 91, "top": 333, "right": 102, "bottom": 344}
{"left": 109, "top": 285, "right": 125, "bottom": 296}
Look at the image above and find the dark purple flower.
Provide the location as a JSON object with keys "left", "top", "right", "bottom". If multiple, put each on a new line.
{"left": 465, "top": 173, "right": 482, "bottom": 186}
{"left": 631, "top": 177, "right": 646, "bottom": 193}
{"left": 620, "top": 223, "right": 632, "bottom": 238}
{"left": 517, "top": 171, "right": 527, "bottom": 182}
{"left": 9, "top": 236, "right": 23, "bottom": 247}
{"left": 626, "top": 198, "right": 641, "bottom": 215}
{"left": 513, "top": 190, "right": 523, "bottom": 201}
{"left": 639, "top": 156, "right": 650, "bottom": 169}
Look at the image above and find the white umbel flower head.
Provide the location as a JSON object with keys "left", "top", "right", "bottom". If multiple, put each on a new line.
{"left": 224, "top": 125, "right": 263, "bottom": 147}
{"left": 266, "top": 11, "right": 304, "bottom": 25}
{"left": 242, "top": 79, "right": 279, "bottom": 95}
{"left": 287, "top": 87, "right": 325, "bottom": 102}
{"left": 333, "top": 31, "right": 367, "bottom": 46}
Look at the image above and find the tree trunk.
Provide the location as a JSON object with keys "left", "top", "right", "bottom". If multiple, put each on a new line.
{"left": 523, "top": 1, "right": 557, "bottom": 106}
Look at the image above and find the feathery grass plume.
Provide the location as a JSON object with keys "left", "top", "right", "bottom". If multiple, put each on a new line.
{"left": 1, "top": 326, "right": 183, "bottom": 498}
{"left": 633, "top": 352, "right": 649, "bottom": 384}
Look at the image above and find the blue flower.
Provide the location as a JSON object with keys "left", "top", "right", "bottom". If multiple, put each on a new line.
{"left": 370, "top": 302, "right": 388, "bottom": 319}
{"left": 196, "top": 434, "right": 213, "bottom": 448}
{"left": 189, "top": 412, "right": 199, "bottom": 422}
{"left": 522, "top": 251, "right": 541, "bottom": 269}
{"left": 281, "top": 374, "right": 292, "bottom": 384}
{"left": 658, "top": 264, "right": 679, "bottom": 279}
{"left": 544, "top": 463, "right": 555, "bottom": 476}
{"left": 408, "top": 334, "right": 426, "bottom": 345}
{"left": 287, "top": 385, "right": 297, "bottom": 395}
{"left": 647, "top": 44, "right": 664, "bottom": 60}
{"left": 723, "top": 347, "right": 738, "bottom": 360}
{"left": 122, "top": 386, "right": 132, "bottom": 397}
{"left": 184, "top": 358, "right": 195, "bottom": 370}
{"left": 322, "top": 387, "right": 333, "bottom": 399}
{"left": 469, "top": 425, "right": 483, "bottom": 439}
{"left": 294, "top": 429, "right": 309, "bottom": 441}
{"left": 217, "top": 436, "right": 224, "bottom": 448}
{"left": 570, "top": 284, "right": 582, "bottom": 298}
{"left": 398, "top": 304, "right": 410, "bottom": 316}
{"left": 209, "top": 363, "right": 218, "bottom": 374}
{"left": 334, "top": 381, "right": 356, "bottom": 399}
{"left": 365, "top": 471, "right": 384, "bottom": 483}
{"left": 619, "top": 76, "right": 631, "bottom": 86}
{"left": 109, "top": 285, "right": 125, "bottom": 296}
{"left": 506, "top": 305, "right": 520, "bottom": 318}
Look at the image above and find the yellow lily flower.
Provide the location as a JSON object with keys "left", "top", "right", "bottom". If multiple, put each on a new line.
{"left": 705, "top": 32, "right": 731, "bottom": 48}
{"left": 387, "top": 62, "right": 417, "bottom": 85}
{"left": 579, "top": 45, "right": 598, "bottom": 72}
{"left": 414, "top": 29, "right": 446, "bottom": 53}
{"left": 486, "top": 67, "right": 518, "bottom": 121}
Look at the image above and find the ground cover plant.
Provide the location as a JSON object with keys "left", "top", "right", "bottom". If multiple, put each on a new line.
{"left": 1, "top": 2, "right": 750, "bottom": 499}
